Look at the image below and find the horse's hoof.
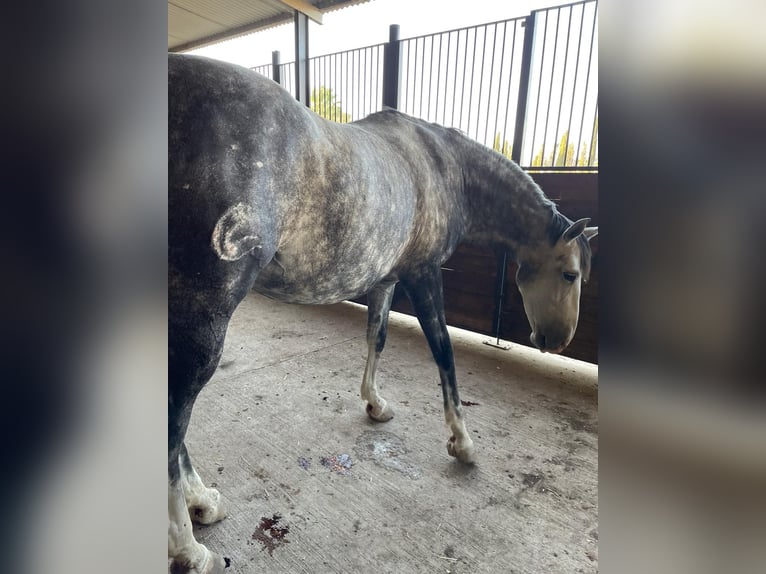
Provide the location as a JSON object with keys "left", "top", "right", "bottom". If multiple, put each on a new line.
{"left": 169, "top": 548, "right": 227, "bottom": 574}
{"left": 447, "top": 436, "right": 476, "bottom": 464}
{"left": 189, "top": 487, "right": 227, "bottom": 525}
{"left": 366, "top": 401, "right": 394, "bottom": 422}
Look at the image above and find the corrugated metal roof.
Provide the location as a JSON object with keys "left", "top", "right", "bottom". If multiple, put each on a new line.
{"left": 169, "top": 0, "right": 370, "bottom": 52}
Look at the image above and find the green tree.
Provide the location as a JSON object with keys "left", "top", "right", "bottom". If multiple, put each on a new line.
{"left": 577, "top": 142, "right": 588, "bottom": 166}
{"left": 310, "top": 86, "right": 351, "bottom": 123}
{"left": 492, "top": 132, "right": 513, "bottom": 160}
{"left": 554, "top": 130, "right": 576, "bottom": 167}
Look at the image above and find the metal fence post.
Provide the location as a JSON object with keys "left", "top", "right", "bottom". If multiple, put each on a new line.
{"left": 511, "top": 13, "right": 537, "bottom": 165}
{"left": 488, "top": 12, "right": 538, "bottom": 347}
{"left": 382, "top": 24, "right": 401, "bottom": 109}
{"left": 294, "top": 12, "right": 310, "bottom": 106}
{"left": 272, "top": 50, "right": 281, "bottom": 85}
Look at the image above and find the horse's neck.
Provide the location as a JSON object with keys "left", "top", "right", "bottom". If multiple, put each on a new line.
{"left": 458, "top": 139, "right": 553, "bottom": 251}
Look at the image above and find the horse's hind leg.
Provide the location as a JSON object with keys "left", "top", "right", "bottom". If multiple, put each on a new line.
{"left": 168, "top": 258, "right": 264, "bottom": 573}
{"left": 361, "top": 282, "right": 396, "bottom": 422}
{"left": 169, "top": 301, "right": 232, "bottom": 574}
{"left": 401, "top": 268, "right": 476, "bottom": 464}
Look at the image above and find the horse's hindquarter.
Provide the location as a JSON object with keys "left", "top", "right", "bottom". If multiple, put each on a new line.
{"left": 252, "top": 122, "right": 420, "bottom": 303}
{"left": 169, "top": 55, "right": 466, "bottom": 304}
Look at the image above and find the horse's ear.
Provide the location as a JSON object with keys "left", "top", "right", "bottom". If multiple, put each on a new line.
{"left": 584, "top": 226, "right": 598, "bottom": 241}
{"left": 561, "top": 218, "right": 590, "bottom": 243}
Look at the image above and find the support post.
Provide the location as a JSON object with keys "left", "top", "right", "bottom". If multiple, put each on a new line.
{"left": 382, "top": 24, "right": 401, "bottom": 109}
{"left": 511, "top": 13, "right": 537, "bottom": 165}
{"left": 272, "top": 50, "right": 281, "bottom": 86}
{"left": 294, "top": 12, "right": 310, "bottom": 106}
{"left": 486, "top": 12, "right": 537, "bottom": 349}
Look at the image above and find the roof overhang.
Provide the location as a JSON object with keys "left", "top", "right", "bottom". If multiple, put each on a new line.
{"left": 169, "top": 0, "right": 370, "bottom": 52}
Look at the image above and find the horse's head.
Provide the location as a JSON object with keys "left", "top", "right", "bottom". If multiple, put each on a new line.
{"left": 515, "top": 216, "right": 598, "bottom": 354}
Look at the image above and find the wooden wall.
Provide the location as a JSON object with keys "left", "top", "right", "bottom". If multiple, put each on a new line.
{"left": 355, "top": 172, "right": 599, "bottom": 364}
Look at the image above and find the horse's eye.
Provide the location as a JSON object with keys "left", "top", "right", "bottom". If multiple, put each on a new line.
{"left": 563, "top": 272, "right": 578, "bottom": 283}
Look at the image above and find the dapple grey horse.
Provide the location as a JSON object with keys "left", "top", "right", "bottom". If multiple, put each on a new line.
{"left": 168, "top": 54, "right": 597, "bottom": 573}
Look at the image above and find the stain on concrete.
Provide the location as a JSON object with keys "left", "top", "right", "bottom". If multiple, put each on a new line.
{"left": 354, "top": 430, "right": 422, "bottom": 480}
{"left": 552, "top": 403, "right": 598, "bottom": 434}
{"left": 252, "top": 514, "right": 290, "bottom": 556}
{"left": 320, "top": 453, "right": 353, "bottom": 475}
{"left": 522, "top": 472, "right": 543, "bottom": 487}
{"left": 297, "top": 456, "right": 311, "bottom": 470}
{"left": 460, "top": 400, "right": 480, "bottom": 406}
{"left": 271, "top": 329, "right": 303, "bottom": 339}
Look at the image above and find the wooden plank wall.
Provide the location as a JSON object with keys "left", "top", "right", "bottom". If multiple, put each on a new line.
{"left": 355, "top": 172, "right": 599, "bottom": 364}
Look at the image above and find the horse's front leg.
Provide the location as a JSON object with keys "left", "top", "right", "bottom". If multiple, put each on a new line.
{"left": 401, "top": 268, "right": 476, "bottom": 464}
{"left": 361, "top": 282, "right": 396, "bottom": 421}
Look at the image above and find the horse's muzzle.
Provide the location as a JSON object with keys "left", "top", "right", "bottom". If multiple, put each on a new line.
{"left": 531, "top": 331, "right": 570, "bottom": 354}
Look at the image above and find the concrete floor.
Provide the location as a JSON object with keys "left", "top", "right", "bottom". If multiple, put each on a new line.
{"left": 187, "top": 292, "right": 598, "bottom": 573}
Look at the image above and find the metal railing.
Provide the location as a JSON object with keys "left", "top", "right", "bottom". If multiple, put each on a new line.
{"left": 251, "top": 0, "right": 597, "bottom": 168}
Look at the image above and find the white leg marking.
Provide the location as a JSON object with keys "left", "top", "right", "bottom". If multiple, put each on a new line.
{"left": 360, "top": 344, "right": 394, "bottom": 421}
{"left": 168, "top": 481, "right": 225, "bottom": 573}
{"left": 445, "top": 407, "right": 476, "bottom": 464}
{"left": 182, "top": 458, "right": 227, "bottom": 525}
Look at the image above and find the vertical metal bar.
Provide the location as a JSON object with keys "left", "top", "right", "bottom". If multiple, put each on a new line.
{"left": 565, "top": 4, "right": 586, "bottom": 165}
{"left": 405, "top": 39, "right": 411, "bottom": 113}
{"left": 434, "top": 34, "right": 443, "bottom": 122}
{"left": 345, "top": 51, "right": 349, "bottom": 120}
{"left": 426, "top": 36, "right": 435, "bottom": 120}
{"left": 475, "top": 25, "right": 488, "bottom": 142}
{"left": 364, "top": 48, "right": 368, "bottom": 115}
{"left": 511, "top": 13, "right": 536, "bottom": 165}
{"left": 443, "top": 32, "right": 451, "bottom": 125}
{"left": 541, "top": 9, "right": 561, "bottom": 166}
{"left": 352, "top": 50, "right": 364, "bottom": 119}
{"left": 466, "top": 27, "right": 478, "bottom": 135}
{"left": 383, "top": 24, "right": 402, "bottom": 109}
{"left": 576, "top": 2, "right": 598, "bottom": 163}
{"left": 491, "top": 250, "right": 509, "bottom": 343}
{"left": 373, "top": 47, "right": 378, "bottom": 111}
{"left": 501, "top": 21, "right": 518, "bottom": 151}
{"left": 528, "top": 12, "right": 547, "bottom": 165}
{"left": 322, "top": 57, "right": 326, "bottom": 118}
{"left": 484, "top": 23, "right": 499, "bottom": 146}
{"left": 452, "top": 30, "right": 462, "bottom": 126}
{"left": 272, "top": 51, "right": 281, "bottom": 86}
{"left": 334, "top": 54, "right": 338, "bottom": 121}
{"left": 419, "top": 37, "right": 426, "bottom": 117}
{"left": 553, "top": 7, "right": 573, "bottom": 165}
{"left": 492, "top": 22, "right": 508, "bottom": 151}
{"left": 294, "top": 12, "right": 310, "bottom": 105}
{"left": 459, "top": 29, "right": 469, "bottom": 128}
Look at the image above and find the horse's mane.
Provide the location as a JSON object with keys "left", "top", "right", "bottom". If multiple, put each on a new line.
{"left": 549, "top": 210, "right": 593, "bottom": 281}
